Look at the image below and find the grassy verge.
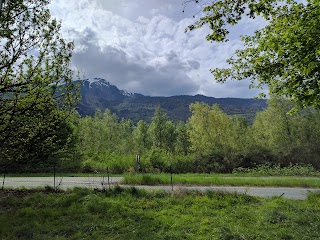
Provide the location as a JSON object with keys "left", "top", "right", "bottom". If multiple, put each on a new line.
{"left": 123, "top": 173, "right": 320, "bottom": 188}
{"left": 0, "top": 188, "right": 319, "bottom": 239}
{"left": 3, "top": 172, "right": 320, "bottom": 188}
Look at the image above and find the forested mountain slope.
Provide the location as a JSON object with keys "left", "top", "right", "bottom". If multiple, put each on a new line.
{"left": 76, "top": 78, "right": 267, "bottom": 123}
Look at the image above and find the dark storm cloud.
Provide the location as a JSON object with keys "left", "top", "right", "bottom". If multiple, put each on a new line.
{"left": 71, "top": 29, "right": 200, "bottom": 96}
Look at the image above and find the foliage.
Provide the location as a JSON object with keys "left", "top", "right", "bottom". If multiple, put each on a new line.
{"left": 188, "top": 102, "right": 236, "bottom": 154}
{"left": 53, "top": 98, "right": 320, "bottom": 174}
{"left": 175, "top": 121, "right": 191, "bottom": 155}
{"left": 0, "top": 0, "right": 79, "bottom": 170}
{"left": 148, "top": 106, "right": 170, "bottom": 149}
{"left": 188, "top": 102, "right": 245, "bottom": 172}
{"left": 11, "top": 97, "right": 320, "bottom": 174}
{"left": 233, "top": 163, "right": 320, "bottom": 176}
{"left": 250, "top": 97, "right": 296, "bottom": 156}
{"left": 185, "top": 0, "right": 291, "bottom": 42}
{"left": 133, "top": 120, "right": 151, "bottom": 154}
{"left": 250, "top": 96, "right": 320, "bottom": 168}
{"left": 188, "top": 0, "right": 320, "bottom": 109}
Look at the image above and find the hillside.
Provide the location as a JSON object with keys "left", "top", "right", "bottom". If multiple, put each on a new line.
{"left": 76, "top": 78, "right": 267, "bottom": 123}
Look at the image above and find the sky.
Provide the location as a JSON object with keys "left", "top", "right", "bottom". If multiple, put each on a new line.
{"left": 49, "top": 0, "right": 267, "bottom": 98}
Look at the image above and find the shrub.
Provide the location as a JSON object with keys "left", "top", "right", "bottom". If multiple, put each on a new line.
{"left": 233, "top": 163, "right": 320, "bottom": 176}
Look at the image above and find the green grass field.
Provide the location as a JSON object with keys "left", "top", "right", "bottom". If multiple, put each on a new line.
{"left": 123, "top": 173, "right": 320, "bottom": 188}
{"left": 0, "top": 188, "right": 319, "bottom": 239}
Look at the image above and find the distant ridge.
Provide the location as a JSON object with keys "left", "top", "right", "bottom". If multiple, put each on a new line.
{"left": 76, "top": 78, "right": 267, "bottom": 123}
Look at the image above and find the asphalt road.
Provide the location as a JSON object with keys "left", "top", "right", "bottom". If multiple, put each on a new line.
{"left": 2, "top": 177, "right": 319, "bottom": 200}
{"left": 2, "top": 177, "right": 123, "bottom": 189}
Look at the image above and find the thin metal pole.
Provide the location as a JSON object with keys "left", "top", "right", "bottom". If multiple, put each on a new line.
{"left": 53, "top": 165, "right": 56, "bottom": 191}
{"left": 1, "top": 173, "right": 5, "bottom": 190}
{"left": 170, "top": 165, "right": 173, "bottom": 191}
{"left": 107, "top": 167, "right": 110, "bottom": 189}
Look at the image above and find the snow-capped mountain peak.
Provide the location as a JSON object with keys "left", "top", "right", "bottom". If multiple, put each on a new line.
{"left": 81, "top": 78, "right": 136, "bottom": 99}
{"left": 86, "top": 78, "right": 111, "bottom": 88}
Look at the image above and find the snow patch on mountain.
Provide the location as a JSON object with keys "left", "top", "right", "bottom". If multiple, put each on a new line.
{"left": 83, "top": 78, "right": 135, "bottom": 98}
{"left": 120, "top": 90, "right": 134, "bottom": 97}
{"left": 85, "top": 77, "right": 111, "bottom": 88}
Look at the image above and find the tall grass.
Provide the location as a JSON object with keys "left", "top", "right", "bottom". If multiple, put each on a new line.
{"left": 0, "top": 189, "right": 319, "bottom": 239}
{"left": 123, "top": 173, "right": 320, "bottom": 188}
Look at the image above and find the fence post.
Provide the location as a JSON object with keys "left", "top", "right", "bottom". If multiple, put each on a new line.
{"left": 170, "top": 165, "right": 173, "bottom": 191}
{"left": 53, "top": 164, "right": 56, "bottom": 191}
{"left": 1, "top": 173, "right": 5, "bottom": 190}
{"left": 136, "top": 155, "right": 140, "bottom": 173}
{"left": 102, "top": 176, "right": 105, "bottom": 191}
{"left": 107, "top": 167, "right": 110, "bottom": 189}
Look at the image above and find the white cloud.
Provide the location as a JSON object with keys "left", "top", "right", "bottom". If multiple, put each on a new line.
{"left": 49, "top": 0, "right": 267, "bottom": 98}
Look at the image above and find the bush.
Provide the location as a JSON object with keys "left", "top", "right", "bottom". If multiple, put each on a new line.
{"left": 145, "top": 147, "right": 169, "bottom": 172}
{"left": 233, "top": 163, "right": 320, "bottom": 176}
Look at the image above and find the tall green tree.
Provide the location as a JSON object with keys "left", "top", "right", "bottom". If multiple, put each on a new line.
{"left": 149, "top": 106, "right": 169, "bottom": 149}
{"left": 133, "top": 120, "right": 150, "bottom": 154}
{"left": 291, "top": 110, "right": 320, "bottom": 168}
{"left": 187, "top": 0, "right": 320, "bottom": 109}
{"left": 188, "top": 102, "right": 240, "bottom": 172}
{"left": 188, "top": 102, "right": 235, "bottom": 155}
{"left": 0, "top": 0, "right": 79, "bottom": 169}
{"left": 118, "top": 118, "right": 135, "bottom": 153}
{"left": 175, "top": 121, "right": 191, "bottom": 155}
{"left": 95, "top": 109, "right": 120, "bottom": 154}
{"left": 163, "top": 121, "right": 177, "bottom": 154}
{"left": 77, "top": 109, "right": 120, "bottom": 170}
{"left": 251, "top": 97, "right": 295, "bottom": 158}
{"left": 250, "top": 96, "right": 320, "bottom": 167}
{"left": 232, "top": 116, "right": 250, "bottom": 153}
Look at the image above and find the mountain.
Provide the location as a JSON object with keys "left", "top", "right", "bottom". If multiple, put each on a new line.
{"left": 76, "top": 78, "right": 267, "bottom": 123}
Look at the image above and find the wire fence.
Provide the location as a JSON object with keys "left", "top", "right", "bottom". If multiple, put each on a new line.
{"left": 1, "top": 168, "right": 114, "bottom": 190}
{"left": 3, "top": 156, "right": 320, "bottom": 200}
{"left": 2, "top": 169, "right": 320, "bottom": 200}
{"left": 1, "top": 153, "right": 179, "bottom": 191}
{"left": 0, "top": 166, "right": 176, "bottom": 192}
{"left": 1, "top": 176, "right": 121, "bottom": 191}
{"left": 2, "top": 173, "right": 319, "bottom": 200}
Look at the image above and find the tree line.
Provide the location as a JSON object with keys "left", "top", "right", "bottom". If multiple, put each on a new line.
{"left": 51, "top": 96, "right": 320, "bottom": 174}
{"left": 3, "top": 95, "right": 320, "bottom": 173}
